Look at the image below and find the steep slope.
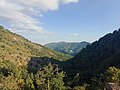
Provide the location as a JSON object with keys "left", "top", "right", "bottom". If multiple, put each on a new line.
{"left": 0, "top": 26, "right": 71, "bottom": 66}
{"left": 65, "top": 29, "right": 120, "bottom": 81}
{"left": 44, "top": 41, "right": 89, "bottom": 56}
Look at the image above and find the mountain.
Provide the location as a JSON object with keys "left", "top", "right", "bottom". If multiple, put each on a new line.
{"left": 0, "top": 26, "right": 71, "bottom": 66}
{"left": 65, "top": 29, "right": 120, "bottom": 81}
{"left": 44, "top": 41, "right": 89, "bottom": 56}
{"left": 1, "top": 25, "right": 120, "bottom": 89}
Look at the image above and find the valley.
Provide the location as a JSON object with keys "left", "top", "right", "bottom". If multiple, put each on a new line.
{"left": 1, "top": 26, "right": 120, "bottom": 90}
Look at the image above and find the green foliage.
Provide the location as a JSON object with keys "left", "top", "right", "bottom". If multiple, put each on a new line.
{"left": 65, "top": 29, "right": 120, "bottom": 84}
{"left": 1, "top": 26, "right": 120, "bottom": 89}
{"left": 0, "top": 60, "right": 66, "bottom": 90}
{"left": 35, "top": 63, "right": 65, "bottom": 90}
{"left": 0, "top": 26, "right": 72, "bottom": 90}
{"left": 90, "top": 67, "right": 120, "bottom": 90}
{"left": 0, "top": 60, "right": 20, "bottom": 77}
{"left": 73, "top": 86, "right": 86, "bottom": 90}
{"left": 0, "top": 26, "right": 72, "bottom": 66}
{"left": 103, "top": 67, "right": 120, "bottom": 83}
{"left": 24, "top": 74, "right": 35, "bottom": 90}
{"left": 0, "top": 74, "right": 19, "bottom": 90}
{"left": 44, "top": 41, "right": 89, "bottom": 56}
{"left": 0, "top": 61, "right": 23, "bottom": 90}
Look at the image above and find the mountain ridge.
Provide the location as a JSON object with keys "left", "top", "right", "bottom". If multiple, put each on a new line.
{"left": 64, "top": 28, "right": 120, "bottom": 82}
{"left": 0, "top": 26, "right": 72, "bottom": 66}
{"left": 44, "top": 41, "right": 90, "bottom": 56}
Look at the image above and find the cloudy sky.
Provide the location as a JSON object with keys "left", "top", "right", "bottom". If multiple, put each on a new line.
{"left": 0, "top": 0, "right": 120, "bottom": 44}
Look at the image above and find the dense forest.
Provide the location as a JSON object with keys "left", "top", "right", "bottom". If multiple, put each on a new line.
{"left": 44, "top": 42, "right": 89, "bottom": 56}
{"left": 64, "top": 29, "right": 120, "bottom": 89}
{"left": 1, "top": 26, "right": 120, "bottom": 90}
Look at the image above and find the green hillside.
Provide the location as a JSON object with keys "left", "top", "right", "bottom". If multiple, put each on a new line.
{"left": 44, "top": 41, "right": 89, "bottom": 56}
{"left": 65, "top": 29, "right": 120, "bottom": 83}
{"left": 0, "top": 26, "right": 71, "bottom": 65}
{"left": 1, "top": 26, "right": 120, "bottom": 89}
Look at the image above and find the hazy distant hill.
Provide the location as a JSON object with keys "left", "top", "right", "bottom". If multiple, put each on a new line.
{"left": 44, "top": 41, "right": 89, "bottom": 56}
{"left": 0, "top": 26, "right": 71, "bottom": 66}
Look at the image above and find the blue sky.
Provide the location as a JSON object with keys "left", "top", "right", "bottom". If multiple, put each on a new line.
{"left": 0, "top": 0, "right": 120, "bottom": 44}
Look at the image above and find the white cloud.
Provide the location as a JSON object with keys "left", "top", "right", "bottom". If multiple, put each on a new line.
{"left": 0, "top": 0, "right": 79, "bottom": 35}
{"left": 69, "top": 33, "right": 80, "bottom": 37}
{"left": 61, "top": 0, "right": 79, "bottom": 4}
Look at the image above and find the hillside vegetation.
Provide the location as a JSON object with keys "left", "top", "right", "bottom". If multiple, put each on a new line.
{"left": 44, "top": 41, "right": 89, "bottom": 56}
{"left": 1, "top": 26, "right": 120, "bottom": 90}
{"left": 64, "top": 29, "right": 120, "bottom": 87}
{"left": 0, "top": 26, "right": 71, "bottom": 65}
{"left": 72, "top": 29, "right": 120, "bottom": 73}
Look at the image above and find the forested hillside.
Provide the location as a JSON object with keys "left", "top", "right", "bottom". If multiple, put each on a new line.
{"left": 1, "top": 26, "right": 120, "bottom": 90}
{"left": 64, "top": 29, "right": 120, "bottom": 89}
{"left": 44, "top": 42, "right": 89, "bottom": 56}
{"left": 0, "top": 26, "right": 71, "bottom": 65}
{"left": 0, "top": 26, "right": 72, "bottom": 90}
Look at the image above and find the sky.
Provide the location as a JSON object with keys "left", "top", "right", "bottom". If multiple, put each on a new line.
{"left": 0, "top": 0, "right": 120, "bottom": 44}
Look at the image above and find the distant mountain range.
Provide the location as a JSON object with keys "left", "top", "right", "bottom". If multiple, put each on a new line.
{"left": 44, "top": 41, "right": 90, "bottom": 56}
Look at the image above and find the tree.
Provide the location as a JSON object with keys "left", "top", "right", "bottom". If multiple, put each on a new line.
{"left": 103, "top": 67, "right": 120, "bottom": 83}
{"left": 35, "top": 63, "right": 65, "bottom": 90}
{"left": 24, "top": 74, "right": 35, "bottom": 90}
{"left": 0, "top": 74, "right": 18, "bottom": 90}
